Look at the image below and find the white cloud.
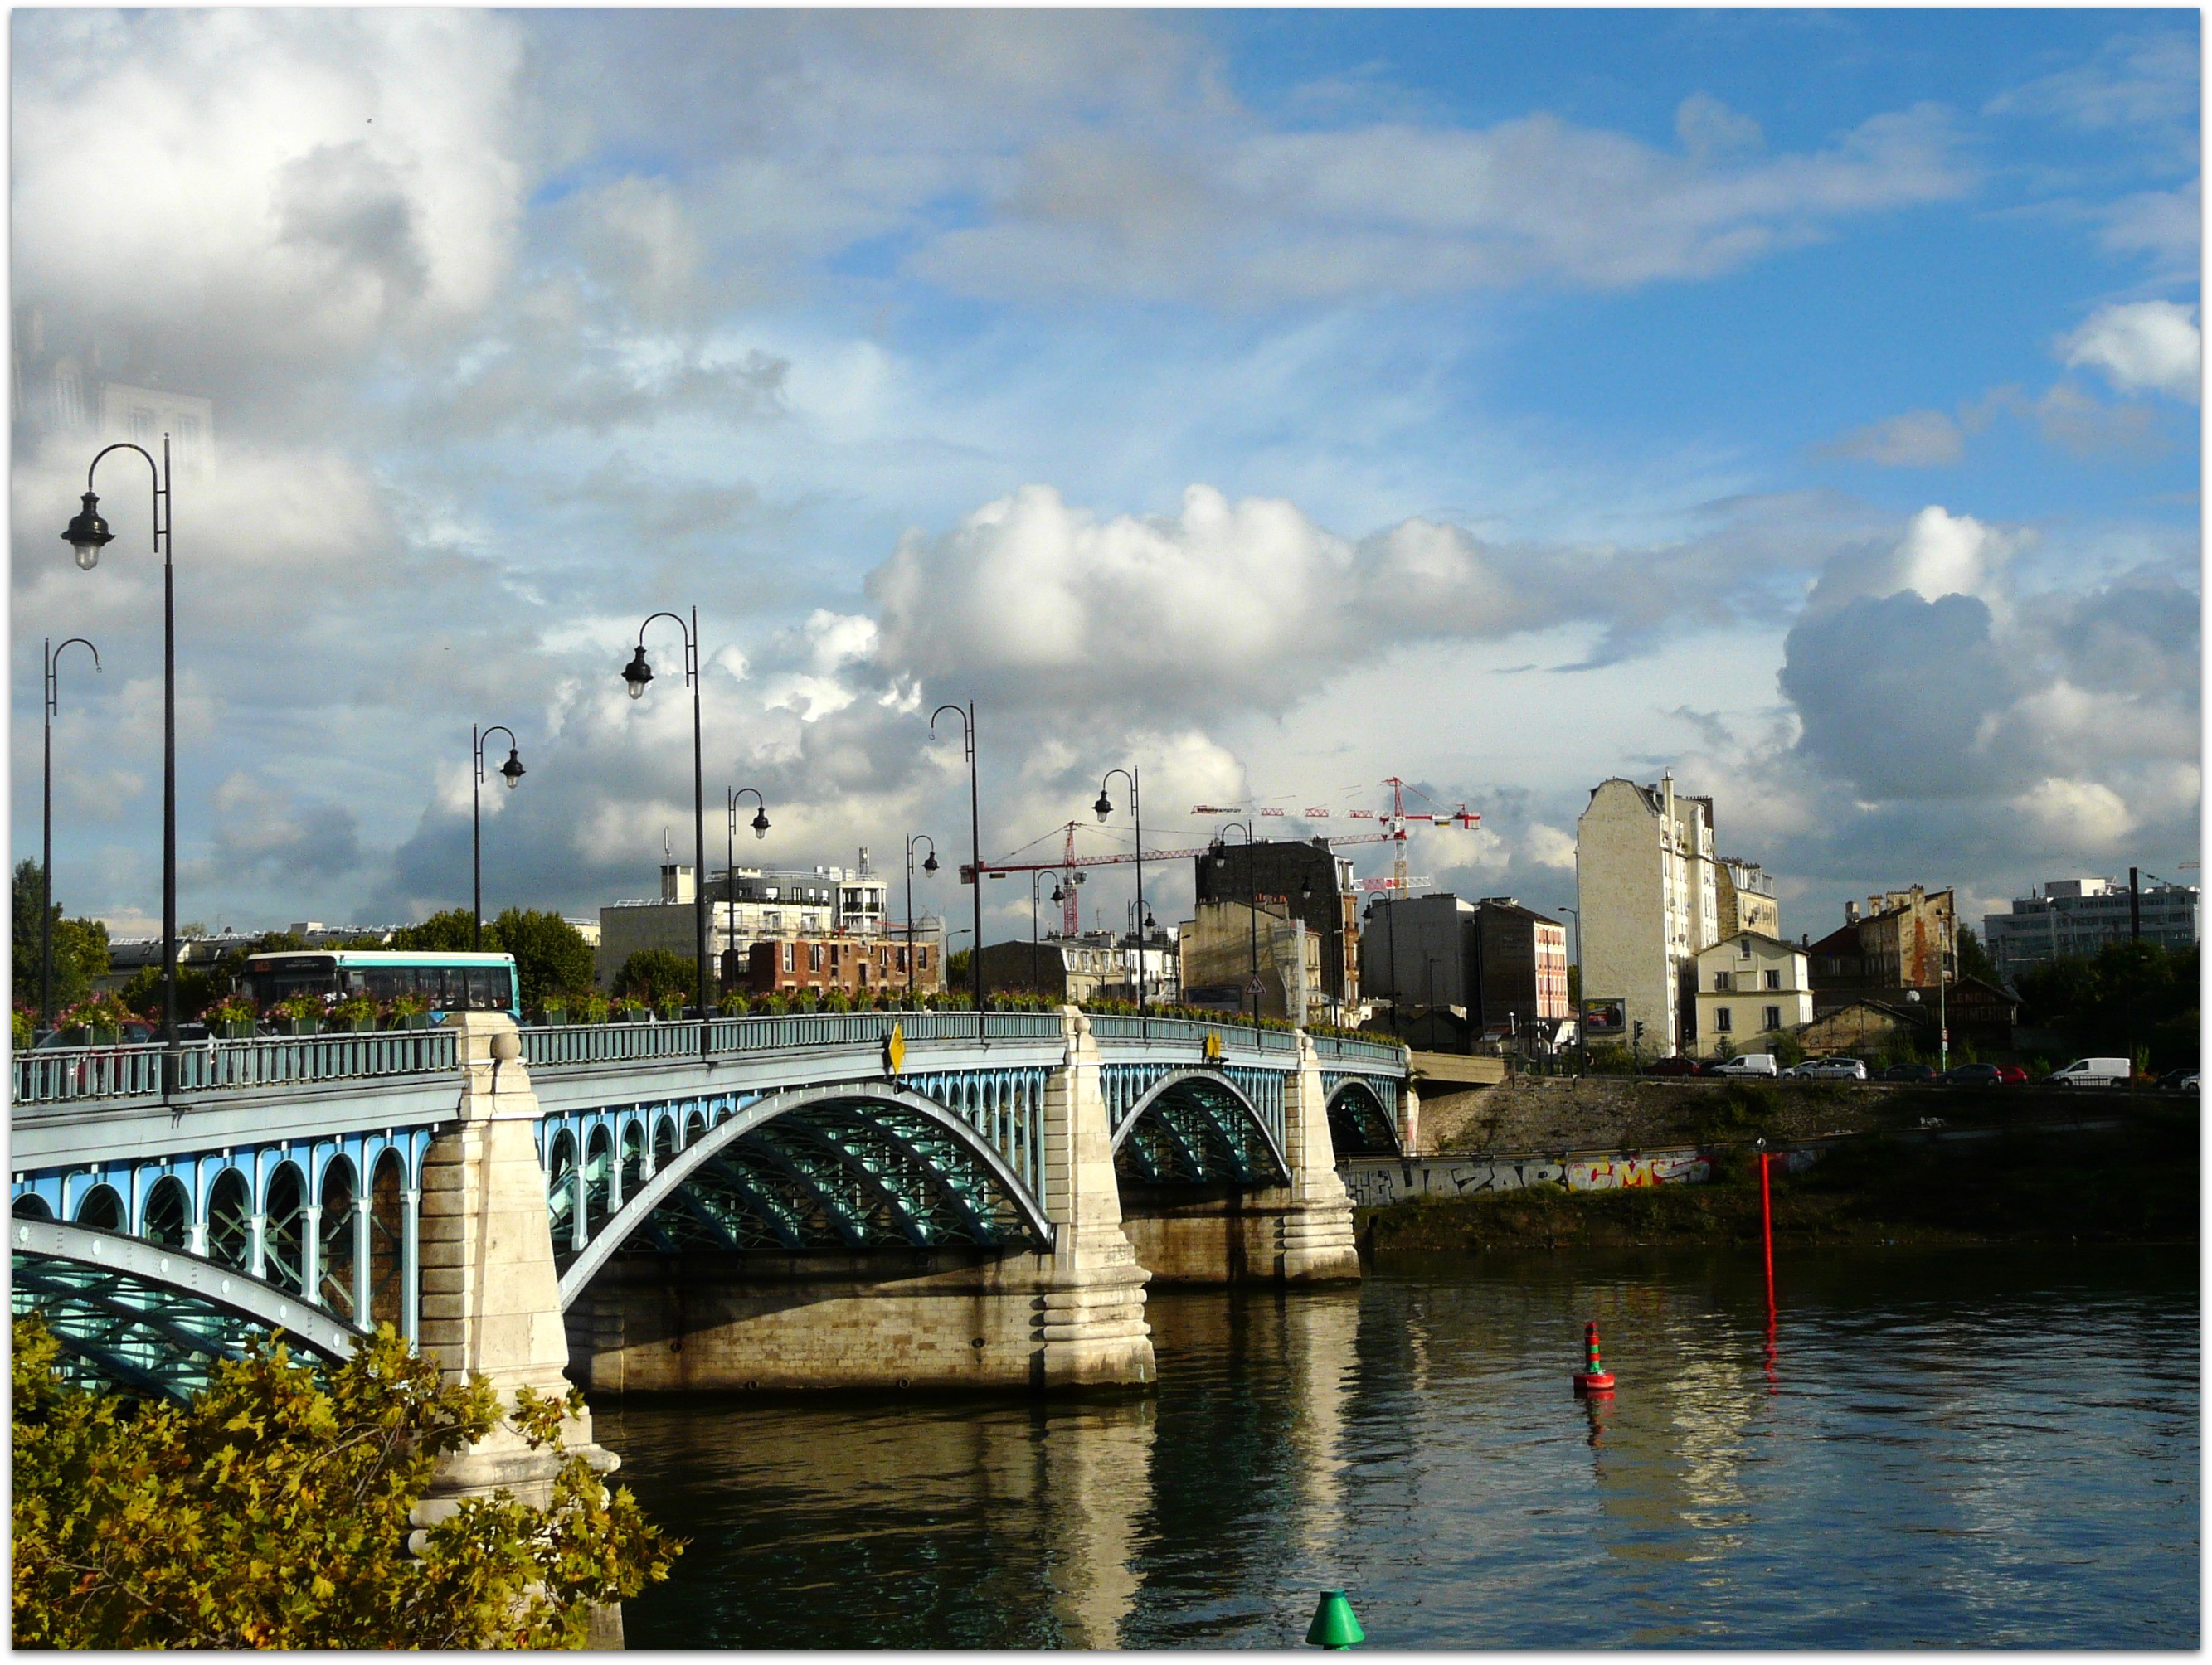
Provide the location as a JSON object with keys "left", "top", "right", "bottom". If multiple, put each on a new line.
{"left": 1891, "top": 505, "right": 2011, "bottom": 604}
{"left": 2013, "top": 777, "right": 2137, "bottom": 851}
{"left": 910, "top": 103, "right": 1968, "bottom": 301}
{"left": 2059, "top": 301, "right": 2200, "bottom": 402}
{"left": 1524, "top": 823, "right": 1578, "bottom": 871}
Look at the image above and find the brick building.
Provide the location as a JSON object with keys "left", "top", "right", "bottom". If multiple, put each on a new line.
{"left": 741, "top": 934, "right": 939, "bottom": 998}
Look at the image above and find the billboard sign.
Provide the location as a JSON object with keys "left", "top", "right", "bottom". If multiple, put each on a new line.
{"left": 1580, "top": 998, "right": 1627, "bottom": 1039}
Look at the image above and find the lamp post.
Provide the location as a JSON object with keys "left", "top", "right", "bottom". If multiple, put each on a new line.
{"left": 928, "top": 702, "right": 984, "bottom": 1019}
{"left": 40, "top": 636, "right": 101, "bottom": 1032}
{"left": 904, "top": 834, "right": 938, "bottom": 998}
{"left": 622, "top": 609, "right": 709, "bottom": 1048}
{"left": 471, "top": 726, "right": 525, "bottom": 953}
{"left": 1029, "top": 868, "right": 1067, "bottom": 998}
{"left": 724, "top": 787, "right": 771, "bottom": 983}
{"left": 62, "top": 437, "right": 177, "bottom": 1088}
{"left": 1213, "top": 820, "right": 1259, "bottom": 1030}
{"left": 1094, "top": 766, "right": 1149, "bottom": 1014}
{"left": 1558, "top": 904, "right": 1582, "bottom": 1077}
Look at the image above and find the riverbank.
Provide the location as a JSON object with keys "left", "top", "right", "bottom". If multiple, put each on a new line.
{"left": 1359, "top": 1108, "right": 2200, "bottom": 1252}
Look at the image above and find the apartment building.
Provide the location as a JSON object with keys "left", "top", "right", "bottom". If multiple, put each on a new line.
{"left": 1576, "top": 774, "right": 1720, "bottom": 1057}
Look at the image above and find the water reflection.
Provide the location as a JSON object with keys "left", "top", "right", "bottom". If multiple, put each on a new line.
{"left": 605, "top": 1249, "right": 2197, "bottom": 1649}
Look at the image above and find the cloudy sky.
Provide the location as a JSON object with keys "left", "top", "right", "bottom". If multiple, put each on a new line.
{"left": 9, "top": 9, "right": 2200, "bottom": 952}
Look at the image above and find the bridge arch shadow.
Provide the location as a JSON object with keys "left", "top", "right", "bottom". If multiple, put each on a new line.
{"left": 1111, "top": 1070, "right": 1289, "bottom": 1187}
{"left": 556, "top": 1082, "right": 1053, "bottom": 1310}
{"left": 1326, "top": 1078, "right": 1402, "bottom": 1158}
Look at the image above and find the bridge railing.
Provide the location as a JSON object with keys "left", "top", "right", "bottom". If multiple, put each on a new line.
{"left": 519, "top": 1008, "right": 1068, "bottom": 1070}
{"left": 1310, "top": 1033, "right": 1409, "bottom": 1066}
{"left": 12, "top": 1028, "right": 460, "bottom": 1108}
{"left": 1083, "top": 1014, "right": 1298, "bottom": 1055}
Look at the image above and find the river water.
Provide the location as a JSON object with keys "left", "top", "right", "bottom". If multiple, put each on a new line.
{"left": 596, "top": 1249, "right": 2198, "bottom": 1648}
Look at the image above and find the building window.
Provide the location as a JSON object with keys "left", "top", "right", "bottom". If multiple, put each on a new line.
{"left": 1738, "top": 938, "right": 1753, "bottom": 959}
{"left": 782, "top": 943, "right": 794, "bottom": 973}
{"left": 1712, "top": 972, "right": 1730, "bottom": 992}
{"left": 809, "top": 944, "right": 824, "bottom": 972}
{"left": 1762, "top": 1006, "right": 1782, "bottom": 1032}
{"left": 1764, "top": 970, "right": 1782, "bottom": 991}
{"left": 1714, "top": 1007, "right": 1733, "bottom": 1033}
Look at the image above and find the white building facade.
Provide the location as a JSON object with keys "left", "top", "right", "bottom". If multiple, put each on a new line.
{"left": 1577, "top": 774, "right": 1720, "bottom": 1057}
{"left": 1984, "top": 877, "right": 2200, "bottom": 983}
{"left": 1694, "top": 932, "right": 1815, "bottom": 1055}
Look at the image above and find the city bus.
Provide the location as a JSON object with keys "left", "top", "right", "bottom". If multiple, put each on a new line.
{"left": 241, "top": 950, "right": 522, "bottom": 1022}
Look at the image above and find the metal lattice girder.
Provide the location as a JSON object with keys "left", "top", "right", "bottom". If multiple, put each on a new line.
{"left": 733, "top": 1124, "right": 879, "bottom": 1249}
{"left": 1326, "top": 1080, "right": 1401, "bottom": 1158}
{"left": 1113, "top": 1077, "right": 1291, "bottom": 1188}
{"left": 768, "top": 1114, "right": 936, "bottom": 1247}
{"left": 12, "top": 1222, "right": 360, "bottom": 1402}
{"left": 692, "top": 1152, "right": 810, "bottom": 1250}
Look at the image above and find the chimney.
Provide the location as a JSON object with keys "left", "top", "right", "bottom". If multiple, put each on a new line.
{"left": 1845, "top": 900, "right": 1860, "bottom": 925}
{"left": 1660, "top": 769, "right": 1675, "bottom": 827}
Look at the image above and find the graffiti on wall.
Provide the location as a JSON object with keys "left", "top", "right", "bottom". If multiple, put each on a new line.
{"left": 1340, "top": 1148, "right": 1713, "bottom": 1208}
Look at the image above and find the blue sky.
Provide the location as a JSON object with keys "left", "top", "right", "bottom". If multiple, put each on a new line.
{"left": 10, "top": 9, "right": 2200, "bottom": 951}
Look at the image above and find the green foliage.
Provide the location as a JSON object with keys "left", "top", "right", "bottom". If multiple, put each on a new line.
{"left": 388, "top": 910, "right": 478, "bottom": 953}
{"left": 1770, "top": 1030, "right": 1806, "bottom": 1068}
{"left": 718, "top": 991, "right": 751, "bottom": 1017}
{"left": 12, "top": 859, "right": 112, "bottom": 1015}
{"left": 117, "top": 961, "right": 222, "bottom": 1022}
{"left": 12, "top": 1316, "right": 679, "bottom": 1648}
{"left": 60, "top": 992, "right": 134, "bottom": 1033}
{"left": 1954, "top": 923, "right": 2000, "bottom": 985}
{"left": 12, "top": 1007, "right": 32, "bottom": 1050}
{"left": 488, "top": 910, "right": 595, "bottom": 1014}
{"left": 1565, "top": 964, "right": 1581, "bottom": 1007}
{"left": 613, "top": 949, "right": 695, "bottom": 1007}
{"left": 2015, "top": 939, "right": 2201, "bottom": 1069}
{"left": 946, "top": 948, "right": 972, "bottom": 985}
{"left": 823, "top": 989, "right": 853, "bottom": 1014}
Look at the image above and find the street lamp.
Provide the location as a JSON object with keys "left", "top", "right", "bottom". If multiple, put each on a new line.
{"left": 62, "top": 438, "right": 178, "bottom": 1089}
{"left": 1095, "top": 765, "right": 1149, "bottom": 1014}
{"left": 928, "top": 701, "right": 984, "bottom": 1020}
{"left": 40, "top": 636, "right": 100, "bottom": 1032}
{"left": 904, "top": 833, "right": 938, "bottom": 999}
{"left": 471, "top": 726, "right": 525, "bottom": 954}
{"left": 724, "top": 787, "right": 770, "bottom": 983}
{"left": 622, "top": 609, "right": 709, "bottom": 1046}
{"left": 1213, "top": 820, "right": 1262, "bottom": 1031}
{"left": 1030, "top": 868, "right": 1067, "bottom": 998}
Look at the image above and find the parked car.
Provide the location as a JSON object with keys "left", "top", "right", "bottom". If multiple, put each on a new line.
{"left": 1942, "top": 1062, "right": 2005, "bottom": 1087}
{"left": 1994, "top": 1064, "right": 2028, "bottom": 1085}
{"left": 1879, "top": 1062, "right": 1937, "bottom": 1082}
{"left": 1644, "top": 1056, "right": 1703, "bottom": 1077}
{"left": 1794, "top": 1057, "right": 1869, "bottom": 1081}
{"left": 2156, "top": 1067, "right": 2200, "bottom": 1093}
{"left": 1709, "top": 1053, "right": 1779, "bottom": 1078}
{"left": 2046, "top": 1056, "right": 2131, "bottom": 1089}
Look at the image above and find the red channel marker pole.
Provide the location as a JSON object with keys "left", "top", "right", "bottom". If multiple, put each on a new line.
{"left": 1760, "top": 1150, "right": 1776, "bottom": 1314}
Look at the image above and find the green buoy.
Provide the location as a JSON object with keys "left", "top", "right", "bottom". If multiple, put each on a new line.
{"left": 1306, "top": 1590, "right": 1365, "bottom": 1649}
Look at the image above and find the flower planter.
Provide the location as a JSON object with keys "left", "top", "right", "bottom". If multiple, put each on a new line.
{"left": 332, "top": 1017, "right": 377, "bottom": 1035}
{"left": 279, "top": 1016, "right": 322, "bottom": 1038}
{"left": 215, "top": 1020, "right": 255, "bottom": 1041}
{"left": 541, "top": 1008, "right": 569, "bottom": 1028}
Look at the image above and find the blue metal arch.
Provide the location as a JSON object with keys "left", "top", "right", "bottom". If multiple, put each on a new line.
{"left": 1325, "top": 1077, "right": 1402, "bottom": 1158}
{"left": 1110, "top": 1070, "right": 1291, "bottom": 1187}
{"left": 1109, "top": 1067, "right": 1291, "bottom": 1176}
{"left": 554, "top": 1081, "right": 1056, "bottom": 1308}
{"left": 12, "top": 1219, "right": 363, "bottom": 1401}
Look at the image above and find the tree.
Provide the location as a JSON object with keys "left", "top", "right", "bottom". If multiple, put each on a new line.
{"left": 490, "top": 910, "right": 596, "bottom": 1012}
{"left": 12, "top": 860, "right": 111, "bottom": 1015}
{"left": 1955, "top": 924, "right": 2000, "bottom": 986}
{"left": 1565, "top": 964, "right": 1581, "bottom": 1007}
{"left": 11, "top": 1315, "right": 679, "bottom": 1648}
{"left": 118, "top": 963, "right": 221, "bottom": 1022}
{"left": 2015, "top": 939, "right": 2200, "bottom": 1069}
{"left": 613, "top": 949, "right": 694, "bottom": 1007}
{"left": 946, "top": 948, "right": 972, "bottom": 987}
{"left": 390, "top": 910, "right": 478, "bottom": 953}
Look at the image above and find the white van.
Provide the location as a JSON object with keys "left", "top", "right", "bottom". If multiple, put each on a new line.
{"left": 2047, "top": 1057, "right": 2131, "bottom": 1088}
{"left": 1710, "top": 1053, "right": 1779, "bottom": 1078}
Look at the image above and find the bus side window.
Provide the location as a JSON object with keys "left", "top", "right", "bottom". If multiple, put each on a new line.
{"left": 416, "top": 967, "right": 448, "bottom": 1009}
{"left": 466, "top": 968, "right": 512, "bottom": 1011}
{"left": 362, "top": 968, "right": 406, "bottom": 1002}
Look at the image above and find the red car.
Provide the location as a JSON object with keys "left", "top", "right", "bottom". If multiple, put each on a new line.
{"left": 1643, "top": 1056, "right": 1704, "bottom": 1077}
{"left": 1995, "top": 1064, "right": 2028, "bottom": 1085}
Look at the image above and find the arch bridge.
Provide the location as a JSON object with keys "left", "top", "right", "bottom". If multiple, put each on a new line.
{"left": 12, "top": 1009, "right": 1410, "bottom": 1398}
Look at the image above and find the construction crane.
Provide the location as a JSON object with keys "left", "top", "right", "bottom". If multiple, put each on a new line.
{"left": 965, "top": 780, "right": 1480, "bottom": 925}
